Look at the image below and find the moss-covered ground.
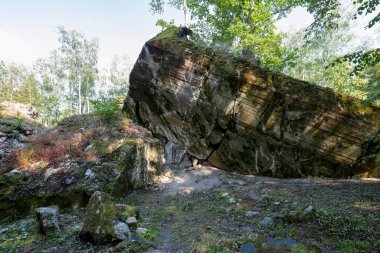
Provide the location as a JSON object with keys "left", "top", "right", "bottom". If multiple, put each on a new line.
{"left": 2, "top": 166, "right": 377, "bottom": 252}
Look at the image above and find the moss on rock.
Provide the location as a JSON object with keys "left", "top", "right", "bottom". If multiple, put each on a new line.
{"left": 79, "top": 191, "right": 120, "bottom": 244}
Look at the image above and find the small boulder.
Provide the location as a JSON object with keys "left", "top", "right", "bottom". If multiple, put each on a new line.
{"left": 228, "top": 197, "right": 237, "bottom": 204}
{"left": 80, "top": 191, "right": 131, "bottom": 244}
{"left": 113, "top": 221, "right": 132, "bottom": 241}
{"left": 245, "top": 211, "right": 260, "bottom": 218}
{"left": 36, "top": 207, "right": 60, "bottom": 235}
{"left": 116, "top": 204, "right": 140, "bottom": 219}
{"left": 284, "top": 205, "right": 315, "bottom": 223}
{"left": 136, "top": 227, "right": 149, "bottom": 235}
{"left": 126, "top": 217, "right": 138, "bottom": 230}
{"left": 259, "top": 216, "right": 274, "bottom": 228}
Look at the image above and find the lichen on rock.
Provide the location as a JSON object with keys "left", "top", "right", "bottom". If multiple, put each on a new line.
{"left": 79, "top": 191, "right": 131, "bottom": 244}
{"left": 126, "top": 26, "right": 380, "bottom": 178}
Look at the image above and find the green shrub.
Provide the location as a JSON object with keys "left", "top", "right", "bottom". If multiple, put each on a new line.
{"left": 90, "top": 96, "right": 120, "bottom": 121}
{"left": 10, "top": 117, "right": 25, "bottom": 129}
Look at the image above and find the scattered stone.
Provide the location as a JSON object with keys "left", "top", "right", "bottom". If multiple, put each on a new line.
{"left": 36, "top": 207, "right": 60, "bottom": 235}
{"left": 303, "top": 206, "right": 313, "bottom": 216}
{"left": 126, "top": 216, "right": 137, "bottom": 224}
{"left": 113, "top": 239, "right": 132, "bottom": 252}
{"left": 236, "top": 180, "right": 245, "bottom": 186}
{"left": 85, "top": 169, "right": 95, "bottom": 179}
{"left": 84, "top": 144, "right": 93, "bottom": 151}
{"left": 228, "top": 197, "right": 237, "bottom": 204}
{"left": 221, "top": 192, "right": 229, "bottom": 197}
{"left": 113, "top": 221, "right": 132, "bottom": 241}
{"left": 0, "top": 228, "right": 9, "bottom": 234}
{"left": 259, "top": 217, "right": 274, "bottom": 228}
{"left": 65, "top": 176, "right": 75, "bottom": 185}
{"left": 192, "top": 158, "right": 199, "bottom": 167}
{"left": 240, "top": 242, "right": 257, "bottom": 253}
{"left": 4, "top": 169, "right": 22, "bottom": 176}
{"left": 44, "top": 168, "right": 60, "bottom": 182}
{"left": 116, "top": 204, "right": 139, "bottom": 218}
{"left": 143, "top": 250, "right": 169, "bottom": 253}
{"left": 267, "top": 238, "right": 298, "bottom": 249}
{"left": 136, "top": 227, "right": 148, "bottom": 235}
{"left": 245, "top": 211, "right": 260, "bottom": 218}
{"left": 284, "top": 205, "right": 315, "bottom": 223}
{"left": 126, "top": 217, "right": 138, "bottom": 230}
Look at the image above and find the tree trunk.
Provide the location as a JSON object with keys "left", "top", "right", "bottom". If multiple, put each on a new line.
{"left": 183, "top": 0, "right": 188, "bottom": 27}
{"left": 78, "top": 79, "right": 82, "bottom": 114}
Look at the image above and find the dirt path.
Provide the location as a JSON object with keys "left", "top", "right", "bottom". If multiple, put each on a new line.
{"left": 125, "top": 165, "right": 380, "bottom": 252}
{"left": 1, "top": 165, "right": 379, "bottom": 252}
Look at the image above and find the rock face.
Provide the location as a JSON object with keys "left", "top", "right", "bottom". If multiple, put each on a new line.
{"left": 0, "top": 102, "right": 43, "bottom": 171}
{"left": 114, "top": 137, "right": 164, "bottom": 195}
{"left": 126, "top": 27, "right": 380, "bottom": 178}
{"left": 0, "top": 115, "right": 164, "bottom": 219}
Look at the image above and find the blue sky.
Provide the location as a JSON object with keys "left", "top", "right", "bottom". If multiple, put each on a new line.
{"left": 0, "top": 0, "right": 185, "bottom": 67}
{"left": 0, "top": 0, "right": 376, "bottom": 68}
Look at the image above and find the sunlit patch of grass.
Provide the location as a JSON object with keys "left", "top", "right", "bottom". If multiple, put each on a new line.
{"left": 353, "top": 201, "right": 380, "bottom": 211}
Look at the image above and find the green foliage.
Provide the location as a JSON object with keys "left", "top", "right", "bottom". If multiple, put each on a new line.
{"left": 57, "top": 26, "right": 99, "bottom": 115}
{"left": 339, "top": 240, "right": 369, "bottom": 253}
{"left": 156, "top": 18, "right": 175, "bottom": 31}
{"left": 151, "top": 0, "right": 288, "bottom": 71}
{"left": 90, "top": 96, "right": 120, "bottom": 121}
{"left": 205, "top": 247, "right": 225, "bottom": 253}
{"left": 151, "top": 0, "right": 380, "bottom": 73}
{"left": 283, "top": 5, "right": 380, "bottom": 105}
{"left": 333, "top": 48, "right": 380, "bottom": 75}
{"left": 10, "top": 117, "right": 25, "bottom": 129}
{"left": 138, "top": 228, "right": 158, "bottom": 239}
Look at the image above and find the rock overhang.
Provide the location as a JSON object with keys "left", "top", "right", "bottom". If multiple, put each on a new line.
{"left": 126, "top": 26, "right": 380, "bottom": 178}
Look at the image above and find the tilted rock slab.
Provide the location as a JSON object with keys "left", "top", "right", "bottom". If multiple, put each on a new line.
{"left": 126, "top": 27, "right": 380, "bottom": 178}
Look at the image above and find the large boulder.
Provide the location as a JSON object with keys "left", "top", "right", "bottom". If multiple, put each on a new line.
{"left": 126, "top": 27, "right": 380, "bottom": 178}
{"left": 79, "top": 191, "right": 132, "bottom": 244}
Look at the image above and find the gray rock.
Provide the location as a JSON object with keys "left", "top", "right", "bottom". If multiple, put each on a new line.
{"left": 136, "top": 227, "right": 148, "bottom": 235}
{"left": 3, "top": 169, "right": 22, "bottom": 177}
{"left": 0, "top": 228, "right": 9, "bottom": 234}
{"left": 113, "top": 239, "right": 132, "bottom": 252}
{"left": 164, "top": 141, "right": 191, "bottom": 167}
{"left": 302, "top": 206, "right": 313, "bottom": 216}
{"left": 113, "top": 221, "right": 132, "bottom": 241}
{"left": 283, "top": 205, "right": 315, "bottom": 223}
{"left": 228, "top": 197, "right": 237, "bottom": 204}
{"left": 245, "top": 211, "right": 260, "bottom": 218}
{"left": 36, "top": 207, "right": 60, "bottom": 235}
{"left": 126, "top": 217, "right": 137, "bottom": 226}
{"left": 144, "top": 249, "right": 169, "bottom": 253}
{"left": 80, "top": 191, "right": 125, "bottom": 244}
{"left": 127, "top": 26, "right": 380, "bottom": 178}
{"left": 85, "top": 169, "right": 96, "bottom": 179}
{"left": 259, "top": 216, "right": 274, "bottom": 228}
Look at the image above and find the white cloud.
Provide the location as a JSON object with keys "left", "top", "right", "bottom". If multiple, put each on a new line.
{"left": 275, "top": 7, "right": 314, "bottom": 33}
{"left": 0, "top": 26, "right": 38, "bottom": 65}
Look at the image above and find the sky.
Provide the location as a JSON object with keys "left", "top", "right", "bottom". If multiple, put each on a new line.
{"left": 0, "top": 0, "right": 376, "bottom": 68}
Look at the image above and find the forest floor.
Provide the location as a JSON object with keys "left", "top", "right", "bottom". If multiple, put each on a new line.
{"left": 1, "top": 164, "right": 379, "bottom": 253}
